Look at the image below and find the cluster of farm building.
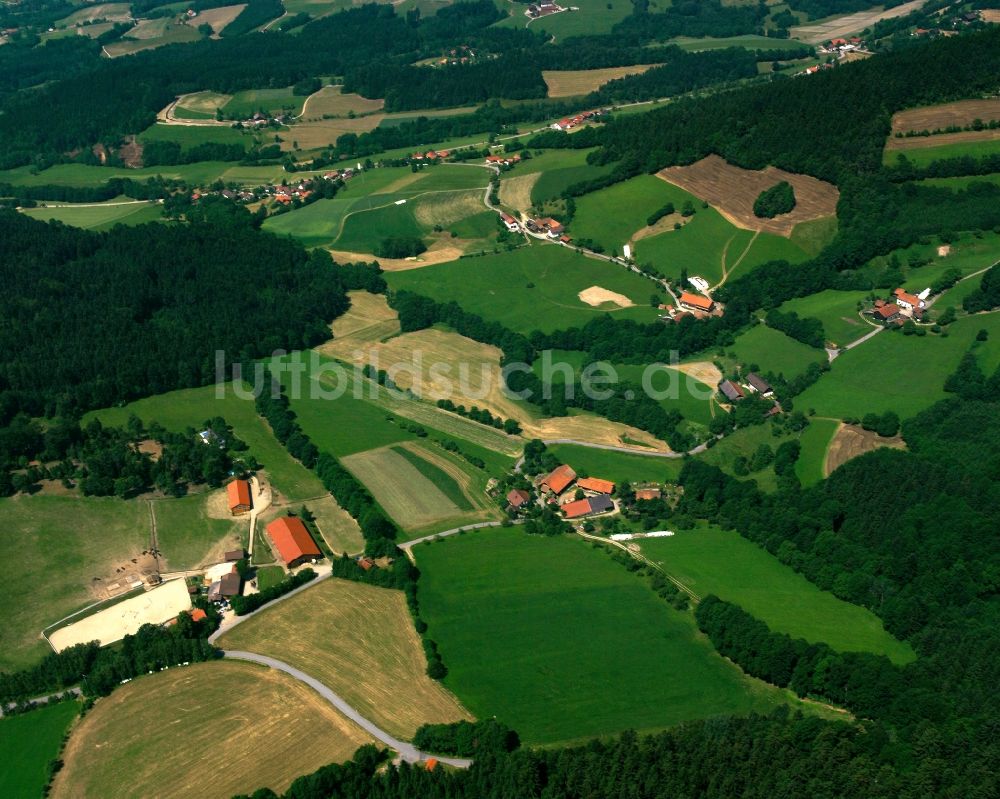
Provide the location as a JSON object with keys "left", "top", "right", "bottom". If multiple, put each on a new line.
{"left": 867, "top": 286, "right": 930, "bottom": 325}
{"left": 717, "top": 372, "right": 781, "bottom": 415}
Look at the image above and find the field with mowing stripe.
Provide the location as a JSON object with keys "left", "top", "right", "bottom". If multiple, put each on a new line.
{"left": 729, "top": 324, "right": 825, "bottom": 380}
{"left": 884, "top": 137, "right": 1000, "bottom": 167}
{"left": 0, "top": 495, "right": 150, "bottom": 671}
{"left": 890, "top": 98, "right": 1000, "bottom": 136}
{"left": 543, "top": 65, "right": 655, "bottom": 97}
{"left": 51, "top": 661, "right": 373, "bottom": 799}
{"left": 86, "top": 386, "right": 325, "bottom": 501}
{"left": 777, "top": 289, "right": 872, "bottom": 348}
{"left": 218, "top": 578, "right": 472, "bottom": 738}
{"left": 0, "top": 700, "right": 80, "bottom": 799}
{"left": 223, "top": 86, "right": 305, "bottom": 117}
{"left": 797, "top": 313, "right": 1000, "bottom": 420}
{"left": 793, "top": 417, "right": 840, "bottom": 487}
{"left": 416, "top": 528, "right": 802, "bottom": 745}
{"left": 639, "top": 527, "right": 914, "bottom": 663}
{"left": 546, "top": 443, "right": 683, "bottom": 485}
{"left": 21, "top": 200, "right": 163, "bottom": 230}
{"left": 386, "top": 243, "right": 661, "bottom": 333}
{"left": 342, "top": 441, "right": 499, "bottom": 533}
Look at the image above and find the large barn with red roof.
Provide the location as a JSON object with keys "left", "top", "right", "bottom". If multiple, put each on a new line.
{"left": 265, "top": 516, "right": 322, "bottom": 568}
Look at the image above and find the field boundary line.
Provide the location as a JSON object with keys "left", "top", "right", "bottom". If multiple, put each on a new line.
{"left": 575, "top": 530, "right": 701, "bottom": 601}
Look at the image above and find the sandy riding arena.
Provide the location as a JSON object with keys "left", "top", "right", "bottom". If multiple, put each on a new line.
{"left": 48, "top": 578, "right": 191, "bottom": 652}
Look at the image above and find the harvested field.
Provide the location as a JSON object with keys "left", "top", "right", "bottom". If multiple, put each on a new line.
{"left": 631, "top": 212, "right": 688, "bottom": 242}
{"left": 885, "top": 128, "right": 1000, "bottom": 152}
{"left": 281, "top": 115, "right": 385, "bottom": 149}
{"left": 341, "top": 442, "right": 497, "bottom": 532}
{"left": 303, "top": 495, "right": 365, "bottom": 554}
{"left": 543, "top": 65, "right": 656, "bottom": 97}
{"left": 412, "top": 189, "right": 485, "bottom": 228}
{"left": 825, "top": 423, "right": 906, "bottom": 476}
{"left": 790, "top": 0, "right": 925, "bottom": 43}
{"left": 578, "top": 285, "right": 634, "bottom": 308}
{"left": 320, "top": 290, "right": 401, "bottom": 358}
{"left": 51, "top": 661, "right": 373, "bottom": 799}
{"left": 328, "top": 241, "right": 465, "bottom": 271}
{"left": 334, "top": 326, "right": 668, "bottom": 450}
{"left": 196, "top": 4, "right": 247, "bottom": 34}
{"left": 499, "top": 172, "right": 539, "bottom": 213}
{"left": 58, "top": 2, "right": 131, "bottom": 26}
{"left": 672, "top": 360, "right": 723, "bottom": 387}
{"left": 658, "top": 155, "right": 840, "bottom": 236}
{"left": 48, "top": 578, "right": 191, "bottom": 652}
{"left": 983, "top": 10, "right": 1000, "bottom": 23}
{"left": 890, "top": 98, "right": 1000, "bottom": 136}
{"left": 217, "top": 578, "right": 472, "bottom": 739}
{"left": 300, "top": 85, "right": 384, "bottom": 119}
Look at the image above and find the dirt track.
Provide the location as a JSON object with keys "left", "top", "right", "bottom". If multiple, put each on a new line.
{"left": 657, "top": 155, "right": 840, "bottom": 237}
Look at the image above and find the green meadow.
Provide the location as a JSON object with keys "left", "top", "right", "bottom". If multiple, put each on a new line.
{"left": 729, "top": 324, "right": 826, "bottom": 379}
{"left": 700, "top": 423, "right": 796, "bottom": 493}
{"left": 223, "top": 86, "right": 306, "bottom": 117}
{"left": 21, "top": 200, "right": 163, "bottom": 230}
{"left": 884, "top": 137, "right": 1000, "bottom": 167}
{"left": 0, "top": 700, "right": 80, "bottom": 798}
{"left": 494, "top": 0, "right": 631, "bottom": 37}
{"left": 777, "top": 289, "right": 873, "bottom": 348}
{"left": 640, "top": 526, "right": 914, "bottom": 664}
{"left": 391, "top": 446, "right": 473, "bottom": 511}
{"left": 152, "top": 493, "right": 247, "bottom": 570}
{"left": 0, "top": 495, "right": 150, "bottom": 671}
{"left": 796, "top": 313, "right": 1000, "bottom": 420}
{"left": 546, "top": 443, "right": 683, "bottom": 485}
{"left": 136, "top": 123, "right": 250, "bottom": 150}
{"left": 416, "top": 528, "right": 797, "bottom": 745}
{"left": 86, "top": 385, "right": 325, "bottom": 501}
{"left": 386, "top": 243, "right": 662, "bottom": 333}
{"left": 670, "top": 34, "right": 810, "bottom": 51}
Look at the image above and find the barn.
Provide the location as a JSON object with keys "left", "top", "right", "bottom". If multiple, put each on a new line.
{"left": 227, "top": 479, "right": 252, "bottom": 515}
{"left": 266, "top": 516, "right": 322, "bottom": 567}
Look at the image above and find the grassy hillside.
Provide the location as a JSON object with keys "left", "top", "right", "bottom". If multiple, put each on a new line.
{"left": 0, "top": 700, "right": 79, "bottom": 799}
{"left": 416, "top": 528, "right": 802, "bottom": 745}
{"left": 640, "top": 526, "right": 914, "bottom": 664}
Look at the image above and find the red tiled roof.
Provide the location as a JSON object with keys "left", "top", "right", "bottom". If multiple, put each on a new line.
{"left": 507, "top": 488, "right": 530, "bottom": 507}
{"left": 875, "top": 303, "right": 901, "bottom": 319}
{"left": 893, "top": 287, "right": 922, "bottom": 307}
{"left": 679, "top": 292, "right": 714, "bottom": 311}
{"left": 190, "top": 608, "right": 207, "bottom": 622}
{"left": 541, "top": 464, "right": 576, "bottom": 494}
{"left": 635, "top": 488, "right": 661, "bottom": 501}
{"left": 266, "top": 516, "right": 321, "bottom": 564}
{"left": 561, "top": 498, "right": 593, "bottom": 519}
{"left": 227, "top": 479, "right": 251, "bottom": 510}
{"left": 577, "top": 477, "right": 615, "bottom": 494}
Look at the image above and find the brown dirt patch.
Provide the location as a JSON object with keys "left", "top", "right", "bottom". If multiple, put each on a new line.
{"left": 578, "top": 285, "right": 635, "bottom": 308}
{"left": 671, "top": 360, "right": 722, "bottom": 386}
{"left": 983, "top": 10, "right": 1000, "bottom": 23}
{"left": 300, "top": 85, "right": 384, "bottom": 119}
{"left": 890, "top": 98, "right": 1000, "bottom": 136}
{"left": 657, "top": 154, "right": 840, "bottom": 237}
{"left": 52, "top": 661, "right": 373, "bottom": 799}
{"left": 631, "top": 213, "right": 688, "bottom": 243}
{"left": 825, "top": 423, "right": 906, "bottom": 476}
{"left": 328, "top": 241, "right": 465, "bottom": 271}
{"left": 543, "top": 65, "right": 657, "bottom": 98}
{"left": 885, "top": 128, "right": 1000, "bottom": 152}
{"left": 136, "top": 439, "right": 163, "bottom": 460}
{"left": 324, "top": 290, "right": 400, "bottom": 349}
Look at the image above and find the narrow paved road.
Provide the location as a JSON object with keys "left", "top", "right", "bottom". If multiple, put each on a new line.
{"left": 399, "top": 519, "right": 524, "bottom": 550}
{"left": 222, "top": 650, "right": 472, "bottom": 768}
{"left": 0, "top": 687, "right": 81, "bottom": 718}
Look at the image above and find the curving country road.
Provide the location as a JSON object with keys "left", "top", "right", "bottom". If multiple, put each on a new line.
{"left": 222, "top": 650, "right": 472, "bottom": 768}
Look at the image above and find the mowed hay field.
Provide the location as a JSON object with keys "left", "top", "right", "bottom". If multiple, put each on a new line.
{"left": 825, "top": 423, "right": 906, "bottom": 477}
{"left": 658, "top": 155, "right": 840, "bottom": 236}
{"left": 639, "top": 527, "right": 914, "bottom": 664}
{"left": 341, "top": 441, "right": 499, "bottom": 533}
{"left": 52, "top": 661, "right": 373, "bottom": 799}
{"left": 730, "top": 323, "right": 826, "bottom": 380}
{"left": 21, "top": 200, "right": 162, "bottom": 230}
{"left": 543, "top": 65, "right": 655, "bottom": 97}
{"left": 218, "top": 578, "right": 471, "bottom": 738}
{"left": 889, "top": 98, "right": 1000, "bottom": 137}
{"left": 0, "top": 495, "right": 149, "bottom": 671}
{"left": 386, "top": 243, "right": 661, "bottom": 334}
{"left": 416, "top": 528, "right": 798, "bottom": 746}
{"left": 318, "top": 289, "right": 401, "bottom": 359}
{"left": 300, "top": 84, "right": 384, "bottom": 118}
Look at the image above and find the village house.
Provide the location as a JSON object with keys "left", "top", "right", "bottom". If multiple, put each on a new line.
{"left": 576, "top": 477, "right": 615, "bottom": 495}
{"left": 561, "top": 494, "right": 615, "bottom": 519}
{"left": 485, "top": 154, "right": 521, "bottom": 166}
{"left": 745, "top": 373, "right": 773, "bottom": 397}
{"left": 679, "top": 292, "right": 715, "bottom": 313}
{"left": 506, "top": 488, "right": 531, "bottom": 511}
{"left": 540, "top": 464, "right": 576, "bottom": 496}
{"left": 226, "top": 478, "right": 252, "bottom": 516}
{"left": 719, "top": 380, "right": 744, "bottom": 402}
{"left": 635, "top": 487, "right": 662, "bottom": 501}
{"left": 500, "top": 212, "right": 520, "bottom": 232}
{"left": 266, "top": 516, "right": 322, "bottom": 568}
{"left": 874, "top": 303, "right": 902, "bottom": 323}
{"left": 893, "top": 287, "right": 927, "bottom": 316}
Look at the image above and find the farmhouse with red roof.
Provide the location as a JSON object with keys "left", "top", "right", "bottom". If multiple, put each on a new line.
{"left": 266, "top": 516, "right": 322, "bottom": 568}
